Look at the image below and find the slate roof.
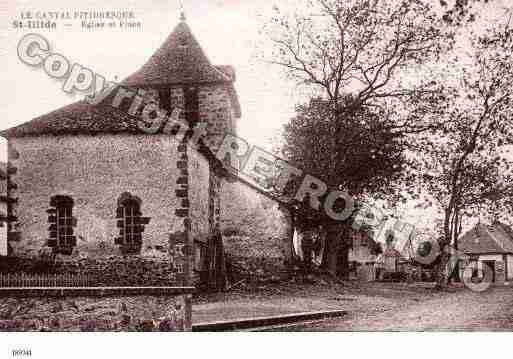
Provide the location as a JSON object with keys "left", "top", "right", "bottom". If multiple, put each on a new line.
{"left": 459, "top": 222, "right": 513, "bottom": 254}
{"left": 1, "top": 18, "right": 240, "bottom": 138}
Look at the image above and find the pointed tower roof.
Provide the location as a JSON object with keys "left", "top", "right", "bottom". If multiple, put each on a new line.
{"left": 122, "top": 19, "right": 230, "bottom": 87}
{"left": 0, "top": 16, "right": 241, "bottom": 138}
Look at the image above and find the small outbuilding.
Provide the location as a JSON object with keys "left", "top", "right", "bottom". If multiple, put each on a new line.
{"left": 458, "top": 222, "right": 513, "bottom": 284}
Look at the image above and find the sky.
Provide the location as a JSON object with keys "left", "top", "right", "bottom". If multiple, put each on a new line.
{"left": 1, "top": 0, "right": 512, "bottom": 237}
{"left": 0, "top": 0, "right": 299, "bottom": 160}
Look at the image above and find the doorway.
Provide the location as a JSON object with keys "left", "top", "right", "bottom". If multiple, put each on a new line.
{"left": 482, "top": 260, "right": 496, "bottom": 283}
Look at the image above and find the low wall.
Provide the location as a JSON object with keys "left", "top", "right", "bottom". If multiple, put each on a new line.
{"left": 0, "top": 287, "right": 193, "bottom": 331}
{"left": 220, "top": 181, "right": 291, "bottom": 279}
{"left": 224, "top": 234, "right": 285, "bottom": 281}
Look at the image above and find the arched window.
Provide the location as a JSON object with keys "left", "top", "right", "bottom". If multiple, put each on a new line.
{"left": 115, "top": 193, "right": 150, "bottom": 254}
{"left": 47, "top": 195, "right": 76, "bottom": 255}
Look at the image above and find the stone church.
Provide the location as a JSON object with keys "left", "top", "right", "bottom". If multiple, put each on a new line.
{"left": 0, "top": 15, "right": 243, "bottom": 286}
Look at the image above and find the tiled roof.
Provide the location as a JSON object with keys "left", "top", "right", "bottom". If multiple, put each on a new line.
{"left": 0, "top": 19, "right": 240, "bottom": 138}
{"left": 0, "top": 92, "right": 141, "bottom": 138}
{"left": 459, "top": 222, "right": 513, "bottom": 254}
{"left": 382, "top": 247, "right": 403, "bottom": 258}
{"left": 122, "top": 21, "right": 230, "bottom": 86}
{"left": 0, "top": 162, "right": 6, "bottom": 194}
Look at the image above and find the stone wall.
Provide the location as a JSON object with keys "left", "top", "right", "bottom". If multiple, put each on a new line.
{"left": 5, "top": 79, "right": 238, "bottom": 286}
{"left": 198, "top": 85, "right": 236, "bottom": 151}
{"left": 187, "top": 148, "right": 210, "bottom": 244}
{"left": 220, "top": 181, "right": 291, "bottom": 278}
{"left": 0, "top": 292, "right": 190, "bottom": 331}
{"left": 0, "top": 163, "right": 6, "bottom": 256}
{"left": 7, "top": 134, "right": 189, "bottom": 285}
{"left": 9, "top": 134, "right": 184, "bottom": 255}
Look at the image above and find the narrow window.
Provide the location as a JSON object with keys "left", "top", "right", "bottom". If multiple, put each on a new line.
{"left": 115, "top": 193, "right": 149, "bottom": 254}
{"left": 194, "top": 241, "right": 207, "bottom": 272}
{"left": 47, "top": 195, "right": 76, "bottom": 255}
{"left": 158, "top": 88, "right": 171, "bottom": 113}
{"left": 184, "top": 86, "right": 199, "bottom": 126}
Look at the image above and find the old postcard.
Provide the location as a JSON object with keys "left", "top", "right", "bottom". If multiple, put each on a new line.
{"left": 1, "top": 0, "right": 513, "bottom": 357}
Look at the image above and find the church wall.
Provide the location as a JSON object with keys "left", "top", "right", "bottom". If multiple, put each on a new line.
{"left": 187, "top": 148, "right": 210, "bottom": 243}
{"left": 187, "top": 147, "right": 210, "bottom": 276}
{"left": 4, "top": 82, "right": 242, "bottom": 286}
{"left": 196, "top": 83, "right": 291, "bottom": 279}
{"left": 6, "top": 133, "right": 189, "bottom": 286}
{"left": 198, "top": 85, "right": 234, "bottom": 152}
{"left": 220, "top": 181, "right": 290, "bottom": 279}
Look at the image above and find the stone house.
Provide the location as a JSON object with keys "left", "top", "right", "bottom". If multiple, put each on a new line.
{"left": 0, "top": 15, "right": 241, "bottom": 287}
{"left": 348, "top": 230, "right": 381, "bottom": 281}
{"left": 458, "top": 222, "right": 513, "bottom": 284}
{"left": 375, "top": 246, "right": 405, "bottom": 280}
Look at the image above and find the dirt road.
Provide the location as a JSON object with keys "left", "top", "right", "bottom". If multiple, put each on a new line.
{"left": 195, "top": 280, "right": 513, "bottom": 331}
{"left": 285, "top": 285, "right": 513, "bottom": 331}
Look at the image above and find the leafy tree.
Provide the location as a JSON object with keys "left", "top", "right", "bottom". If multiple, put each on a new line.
{"left": 280, "top": 99, "right": 407, "bottom": 276}
{"left": 282, "top": 98, "right": 406, "bottom": 196}
{"left": 262, "top": 0, "right": 452, "bottom": 277}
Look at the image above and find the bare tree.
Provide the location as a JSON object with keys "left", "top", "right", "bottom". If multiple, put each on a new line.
{"left": 417, "top": 15, "right": 513, "bottom": 286}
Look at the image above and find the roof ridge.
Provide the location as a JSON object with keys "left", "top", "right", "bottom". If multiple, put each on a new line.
{"left": 494, "top": 222, "right": 513, "bottom": 246}
{"left": 122, "top": 21, "right": 230, "bottom": 86}
{"left": 484, "top": 223, "right": 513, "bottom": 253}
{"left": 459, "top": 222, "right": 511, "bottom": 254}
{"left": 483, "top": 226, "right": 504, "bottom": 251}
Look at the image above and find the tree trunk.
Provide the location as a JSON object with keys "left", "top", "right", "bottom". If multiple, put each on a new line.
{"left": 293, "top": 226, "right": 314, "bottom": 278}
{"left": 321, "top": 223, "right": 352, "bottom": 278}
{"left": 337, "top": 224, "right": 351, "bottom": 279}
{"left": 450, "top": 238, "right": 461, "bottom": 282}
{"left": 280, "top": 206, "right": 295, "bottom": 271}
{"left": 322, "top": 225, "right": 339, "bottom": 276}
{"left": 435, "top": 243, "right": 450, "bottom": 288}
{"left": 337, "top": 242, "right": 350, "bottom": 279}
{"left": 301, "top": 229, "right": 314, "bottom": 275}
{"left": 440, "top": 205, "right": 461, "bottom": 286}
{"left": 214, "top": 231, "right": 227, "bottom": 291}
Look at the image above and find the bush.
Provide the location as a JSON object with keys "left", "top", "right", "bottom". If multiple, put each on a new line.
{"left": 0, "top": 248, "right": 56, "bottom": 274}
